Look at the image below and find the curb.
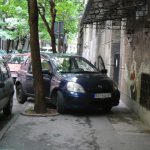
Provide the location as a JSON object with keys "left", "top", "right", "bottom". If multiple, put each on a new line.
{"left": 20, "top": 103, "right": 59, "bottom": 117}
{"left": 0, "top": 114, "right": 19, "bottom": 141}
{"left": 0, "top": 102, "right": 28, "bottom": 141}
{"left": 20, "top": 111, "right": 59, "bottom": 117}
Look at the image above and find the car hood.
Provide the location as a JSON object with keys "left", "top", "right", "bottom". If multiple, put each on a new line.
{"left": 62, "top": 73, "right": 114, "bottom": 92}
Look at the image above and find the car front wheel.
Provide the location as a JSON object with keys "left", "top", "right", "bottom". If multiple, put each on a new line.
{"left": 103, "top": 106, "right": 112, "bottom": 112}
{"left": 56, "top": 91, "right": 66, "bottom": 114}
{"left": 3, "top": 95, "right": 13, "bottom": 116}
{"left": 16, "top": 84, "right": 27, "bottom": 104}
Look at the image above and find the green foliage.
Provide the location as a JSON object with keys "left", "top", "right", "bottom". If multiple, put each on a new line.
{"left": 0, "top": 0, "right": 28, "bottom": 40}
{"left": 37, "top": 0, "right": 84, "bottom": 41}
{"left": 56, "top": 0, "right": 84, "bottom": 40}
{"left": 0, "top": 0, "right": 84, "bottom": 41}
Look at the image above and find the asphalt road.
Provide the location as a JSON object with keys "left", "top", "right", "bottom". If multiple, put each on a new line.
{"left": 0, "top": 99, "right": 150, "bottom": 150}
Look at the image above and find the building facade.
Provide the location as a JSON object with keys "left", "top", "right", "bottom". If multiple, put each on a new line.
{"left": 78, "top": 0, "right": 150, "bottom": 126}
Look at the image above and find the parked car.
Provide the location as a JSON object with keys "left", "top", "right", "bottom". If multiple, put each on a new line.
{"left": 7, "top": 53, "right": 30, "bottom": 81}
{"left": 15, "top": 53, "right": 120, "bottom": 113}
{"left": 0, "top": 50, "right": 8, "bottom": 60}
{"left": 9, "top": 49, "right": 20, "bottom": 54}
{"left": 0, "top": 50, "right": 7, "bottom": 56}
{"left": 0, "top": 57, "right": 14, "bottom": 116}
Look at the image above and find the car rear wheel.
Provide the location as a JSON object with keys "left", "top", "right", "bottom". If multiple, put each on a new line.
{"left": 3, "top": 96, "right": 13, "bottom": 116}
{"left": 16, "top": 84, "right": 27, "bottom": 104}
{"left": 56, "top": 91, "right": 66, "bottom": 114}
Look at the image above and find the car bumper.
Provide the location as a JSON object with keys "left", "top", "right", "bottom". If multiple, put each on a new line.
{"left": 63, "top": 90, "right": 120, "bottom": 110}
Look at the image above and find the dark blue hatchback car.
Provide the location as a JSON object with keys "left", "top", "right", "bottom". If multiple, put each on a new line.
{"left": 15, "top": 53, "right": 120, "bottom": 113}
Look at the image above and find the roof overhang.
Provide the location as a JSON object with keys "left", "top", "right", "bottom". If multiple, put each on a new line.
{"left": 81, "top": 0, "right": 147, "bottom": 29}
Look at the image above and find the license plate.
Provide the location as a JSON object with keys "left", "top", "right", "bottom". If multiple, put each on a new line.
{"left": 94, "top": 93, "right": 111, "bottom": 99}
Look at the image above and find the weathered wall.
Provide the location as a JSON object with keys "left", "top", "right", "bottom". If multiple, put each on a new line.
{"left": 120, "top": 28, "right": 150, "bottom": 126}
{"left": 80, "top": 0, "right": 150, "bottom": 126}
{"left": 82, "top": 24, "right": 113, "bottom": 77}
{"left": 82, "top": 25, "right": 100, "bottom": 66}
{"left": 81, "top": 21, "right": 150, "bottom": 126}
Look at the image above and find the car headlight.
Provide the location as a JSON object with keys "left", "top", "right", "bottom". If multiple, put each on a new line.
{"left": 67, "top": 82, "right": 85, "bottom": 93}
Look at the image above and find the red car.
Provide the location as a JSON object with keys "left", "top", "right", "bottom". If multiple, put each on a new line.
{"left": 7, "top": 53, "right": 30, "bottom": 81}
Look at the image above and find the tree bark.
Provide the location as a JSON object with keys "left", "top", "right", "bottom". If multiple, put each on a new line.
{"left": 6, "top": 39, "right": 11, "bottom": 53}
{"left": 15, "top": 38, "right": 19, "bottom": 50}
{"left": 49, "top": 0, "right": 57, "bottom": 53}
{"left": 28, "top": 0, "right": 46, "bottom": 113}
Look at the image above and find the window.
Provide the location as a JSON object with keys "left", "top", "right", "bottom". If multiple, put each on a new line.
{"left": 75, "top": 57, "right": 98, "bottom": 72}
{"left": 21, "top": 57, "right": 31, "bottom": 71}
{"left": 27, "top": 57, "right": 51, "bottom": 74}
{"left": 52, "top": 57, "right": 70, "bottom": 72}
{"left": 41, "top": 58, "right": 50, "bottom": 71}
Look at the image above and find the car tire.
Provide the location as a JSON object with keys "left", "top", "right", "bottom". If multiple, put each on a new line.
{"left": 104, "top": 106, "right": 112, "bottom": 112}
{"left": 56, "top": 91, "right": 66, "bottom": 114}
{"left": 16, "top": 84, "right": 27, "bottom": 104}
{"left": 3, "top": 95, "right": 13, "bottom": 116}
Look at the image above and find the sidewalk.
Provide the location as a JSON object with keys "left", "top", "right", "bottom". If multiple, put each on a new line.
{"left": 0, "top": 101, "right": 150, "bottom": 150}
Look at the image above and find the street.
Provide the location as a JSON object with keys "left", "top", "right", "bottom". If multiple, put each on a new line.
{"left": 0, "top": 94, "right": 150, "bottom": 150}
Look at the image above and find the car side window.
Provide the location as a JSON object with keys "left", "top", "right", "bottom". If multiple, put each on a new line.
{"left": 21, "top": 57, "right": 31, "bottom": 73}
{"left": 0, "top": 63, "right": 9, "bottom": 81}
{"left": 27, "top": 58, "right": 51, "bottom": 74}
{"left": 75, "top": 58, "right": 96, "bottom": 72}
{"left": 97, "top": 56, "right": 105, "bottom": 71}
{"left": 41, "top": 58, "right": 52, "bottom": 73}
{"left": 28, "top": 62, "right": 32, "bottom": 74}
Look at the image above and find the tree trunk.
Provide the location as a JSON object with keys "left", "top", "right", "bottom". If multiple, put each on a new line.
{"left": 50, "top": 0, "right": 57, "bottom": 53}
{"left": 28, "top": 0, "right": 46, "bottom": 113}
{"left": 6, "top": 39, "right": 11, "bottom": 53}
{"left": 15, "top": 38, "right": 19, "bottom": 50}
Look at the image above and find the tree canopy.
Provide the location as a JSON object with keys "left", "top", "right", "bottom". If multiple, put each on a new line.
{"left": 0, "top": 0, "right": 28, "bottom": 40}
{"left": 0, "top": 0, "right": 84, "bottom": 43}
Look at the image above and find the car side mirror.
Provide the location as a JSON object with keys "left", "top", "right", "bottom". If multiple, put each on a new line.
{"left": 0, "top": 81, "right": 5, "bottom": 88}
{"left": 101, "top": 69, "right": 107, "bottom": 74}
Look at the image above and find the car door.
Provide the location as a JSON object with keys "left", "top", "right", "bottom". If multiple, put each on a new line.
{"left": 25, "top": 57, "right": 52, "bottom": 98}
{"left": 41, "top": 58, "right": 52, "bottom": 98}
{"left": 0, "top": 62, "right": 13, "bottom": 110}
{"left": 25, "top": 58, "right": 34, "bottom": 96}
{"left": 0, "top": 62, "right": 6, "bottom": 110}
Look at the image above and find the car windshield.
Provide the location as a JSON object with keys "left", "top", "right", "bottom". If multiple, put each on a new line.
{"left": 8, "top": 55, "right": 28, "bottom": 64}
{"left": 51, "top": 56, "right": 99, "bottom": 73}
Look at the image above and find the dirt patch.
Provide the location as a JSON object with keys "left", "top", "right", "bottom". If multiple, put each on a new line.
{"left": 21, "top": 104, "right": 59, "bottom": 117}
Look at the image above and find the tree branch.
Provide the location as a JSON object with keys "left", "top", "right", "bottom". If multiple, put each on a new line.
{"left": 38, "top": 3, "right": 51, "bottom": 36}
